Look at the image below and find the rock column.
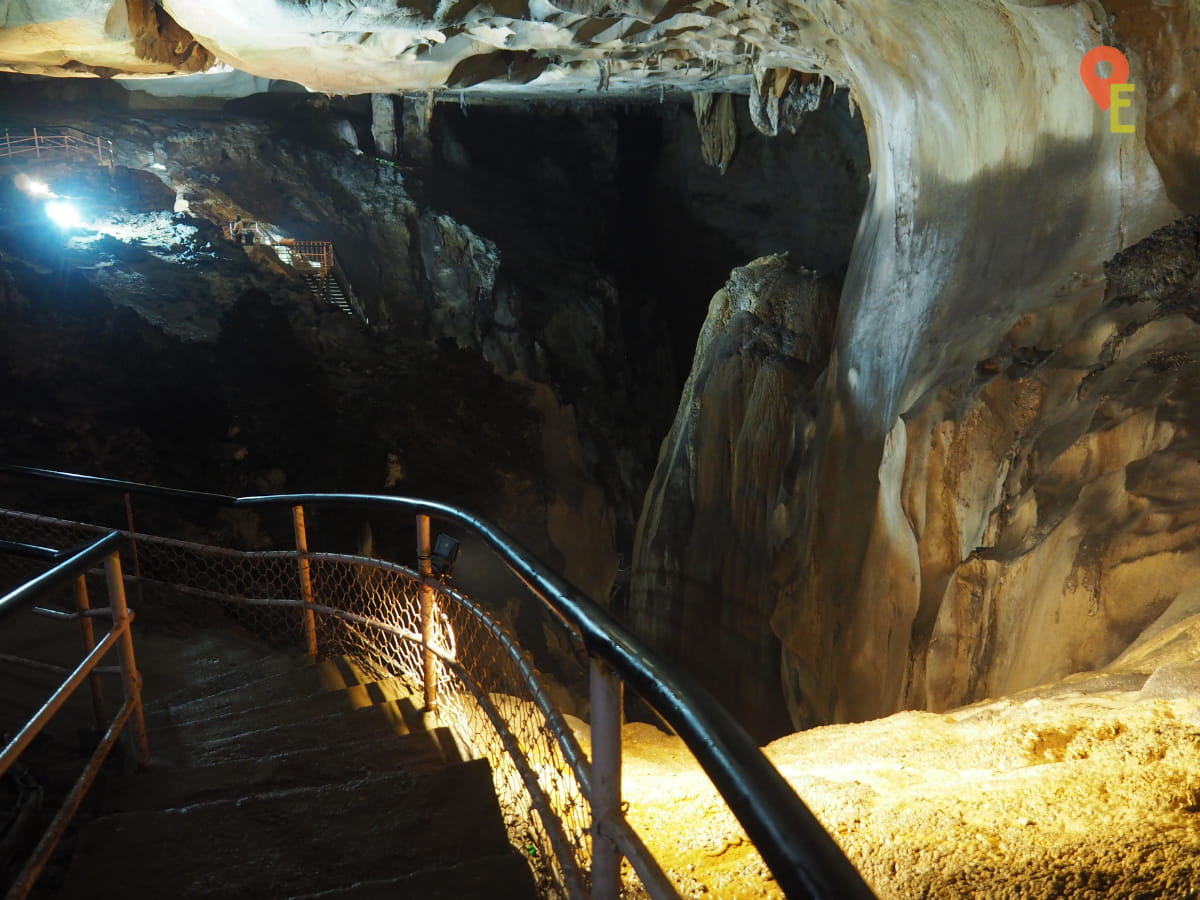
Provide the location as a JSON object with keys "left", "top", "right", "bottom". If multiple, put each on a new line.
{"left": 371, "top": 93, "right": 397, "bottom": 158}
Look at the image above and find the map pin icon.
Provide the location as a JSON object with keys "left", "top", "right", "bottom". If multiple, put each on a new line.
{"left": 1081, "top": 46, "right": 1130, "bottom": 111}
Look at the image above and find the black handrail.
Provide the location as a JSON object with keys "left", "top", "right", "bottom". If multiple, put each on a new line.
{"left": 0, "top": 464, "right": 875, "bottom": 898}
{"left": 0, "top": 539, "right": 61, "bottom": 561}
{"left": 0, "top": 531, "right": 124, "bottom": 621}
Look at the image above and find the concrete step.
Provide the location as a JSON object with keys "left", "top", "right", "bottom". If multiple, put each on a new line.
{"left": 56, "top": 759, "right": 527, "bottom": 899}
{"left": 97, "top": 730, "right": 451, "bottom": 813}
{"left": 155, "top": 652, "right": 312, "bottom": 707}
{"left": 315, "top": 658, "right": 433, "bottom": 733}
{"left": 151, "top": 687, "right": 359, "bottom": 745}
{"left": 183, "top": 703, "right": 408, "bottom": 766}
{"left": 290, "top": 852, "right": 539, "bottom": 900}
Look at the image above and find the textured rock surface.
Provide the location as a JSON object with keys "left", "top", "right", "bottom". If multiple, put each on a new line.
{"left": 781, "top": 214, "right": 1200, "bottom": 726}
{"left": 635, "top": 214, "right": 1200, "bottom": 736}
{"left": 614, "top": 628, "right": 1200, "bottom": 900}
{"left": 607, "top": 614, "right": 1200, "bottom": 898}
{"left": 632, "top": 255, "right": 838, "bottom": 739}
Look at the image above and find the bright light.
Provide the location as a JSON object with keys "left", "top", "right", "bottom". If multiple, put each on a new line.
{"left": 45, "top": 201, "right": 83, "bottom": 229}
{"left": 14, "top": 174, "right": 53, "bottom": 198}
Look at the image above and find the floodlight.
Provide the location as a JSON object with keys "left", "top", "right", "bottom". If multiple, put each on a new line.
{"left": 45, "top": 201, "right": 82, "bottom": 228}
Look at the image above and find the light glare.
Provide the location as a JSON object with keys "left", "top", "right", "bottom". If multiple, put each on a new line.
{"left": 14, "top": 174, "right": 53, "bottom": 198}
{"left": 45, "top": 201, "right": 82, "bottom": 229}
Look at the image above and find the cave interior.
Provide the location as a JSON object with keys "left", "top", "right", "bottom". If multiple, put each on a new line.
{"left": 2, "top": 0, "right": 1200, "bottom": 896}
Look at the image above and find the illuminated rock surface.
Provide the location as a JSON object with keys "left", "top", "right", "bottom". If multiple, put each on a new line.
{"left": 608, "top": 612, "right": 1200, "bottom": 898}
{"left": 556, "top": 601, "right": 1200, "bottom": 898}
{"left": 3, "top": 0, "right": 1200, "bottom": 894}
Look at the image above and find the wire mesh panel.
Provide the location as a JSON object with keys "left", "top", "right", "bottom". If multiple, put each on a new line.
{"left": 302, "top": 555, "right": 594, "bottom": 898}
{"left": 0, "top": 504, "right": 765, "bottom": 899}
{"left": 0, "top": 509, "right": 598, "bottom": 896}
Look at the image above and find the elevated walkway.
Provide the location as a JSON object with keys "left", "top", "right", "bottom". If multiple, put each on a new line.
{"left": 234, "top": 223, "right": 367, "bottom": 322}
{"left": 0, "top": 465, "right": 876, "bottom": 899}
{"left": 0, "top": 128, "right": 115, "bottom": 169}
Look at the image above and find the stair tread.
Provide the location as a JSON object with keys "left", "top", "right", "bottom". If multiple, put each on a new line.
{"left": 131, "top": 621, "right": 303, "bottom": 705}
{"left": 156, "top": 653, "right": 311, "bottom": 707}
{"left": 99, "top": 730, "right": 451, "bottom": 813}
{"left": 57, "top": 760, "right": 517, "bottom": 899}
{"left": 289, "top": 851, "right": 538, "bottom": 900}
{"left": 157, "top": 662, "right": 327, "bottom": 721}
{"left": 151, "top": 688, "right": 364, "bottom": 743}
{"left": 184, "top": 703, "right": 405, "bottom": 765}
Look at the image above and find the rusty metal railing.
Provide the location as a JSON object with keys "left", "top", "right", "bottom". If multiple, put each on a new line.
{"left": 0, "top": 465, "right": 876, "bottom": 900}
{"left": 287, "top": 240, "right": 336, "bottom": 275}
{"left": 0, "top": 531, "right": 149, "bottom": 900}
{"left": 236, "top": 227, "right": 367, "bottom": 322}
{"left": 0, "top": 128, "right": 115, "bottom": 168}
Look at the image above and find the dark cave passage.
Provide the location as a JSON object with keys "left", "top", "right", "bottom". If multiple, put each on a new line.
{"left": 420, "top": 95, "right": 869, "bottom": 401}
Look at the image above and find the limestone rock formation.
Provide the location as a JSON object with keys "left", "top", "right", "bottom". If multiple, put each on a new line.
{"left": 612, "top": 613, "right": 1200, "bottom": 898}
{"left": 5, "top": 0, "right": 1200, "bottom": 891}
{"left": 632, "top": 256, "right": 838, "bottom": 738}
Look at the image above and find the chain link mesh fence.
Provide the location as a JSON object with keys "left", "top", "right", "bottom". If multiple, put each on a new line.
{"left": 0, "top": 506, "right": 613, "bottom": 898}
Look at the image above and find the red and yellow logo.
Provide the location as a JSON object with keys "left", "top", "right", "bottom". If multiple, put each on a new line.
{"left": 1081, "top": 46, "right": 1135, "bottom": 134}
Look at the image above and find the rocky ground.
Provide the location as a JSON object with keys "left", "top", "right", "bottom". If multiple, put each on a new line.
{"left": 599, "top": 607, "right": 1200, "bottom": 898}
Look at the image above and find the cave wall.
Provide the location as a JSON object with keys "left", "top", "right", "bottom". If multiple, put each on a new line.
{"left": 768, "top": 0, "right": 1197, "bottom": 727}
{"left": 631, "top": 1, "right": 1200, "bottom": 732}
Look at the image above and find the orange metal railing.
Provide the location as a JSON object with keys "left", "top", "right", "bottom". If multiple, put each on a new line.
{"left": 0, "top": 531, "right": 150, "bottom": 900}
{"left": 0, "top": 127, "right": 116, "bottom": 167}
{"left": 287, "top": 240, "right": 337, "bottom": 276}
{"left": 233, "top": 224, "right": 366, "bottom": 321}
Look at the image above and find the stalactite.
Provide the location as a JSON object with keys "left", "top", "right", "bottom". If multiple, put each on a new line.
{"left": 370, "top": 93, "right": 397, "bottom": 158}
{"left": 691, "top": 92, "right": 736, "bottom": 173}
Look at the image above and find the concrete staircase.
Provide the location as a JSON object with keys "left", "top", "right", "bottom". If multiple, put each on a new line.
{"left": 50, "top": 637, "right": 538, "bottom": 899}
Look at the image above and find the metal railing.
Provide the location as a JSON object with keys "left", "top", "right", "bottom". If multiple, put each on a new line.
{"left": 234, "top": 226, "right": 368, "bottom": 322}
{"left": 0, "top": 531, "right": 149, "bottom": 900}
{"left": 286, "top": 240, "right": 337, "bottom": 276}
{"left": 0, "top": 464, "right": 875, "bottom": 900}
{"left": 0, "top": 128, "right": 116, "bottom": 168}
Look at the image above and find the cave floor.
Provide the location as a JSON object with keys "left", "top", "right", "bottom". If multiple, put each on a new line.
{"left": 604, "top": 648, "right": 1200, "bottom": 898}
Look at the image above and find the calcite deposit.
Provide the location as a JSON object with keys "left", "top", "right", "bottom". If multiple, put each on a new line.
{"left": 3, "top": 0, "right": 1200, "bottom": 894}
{"left": 612, "top": 618, "right": 1200, "bottom": 899}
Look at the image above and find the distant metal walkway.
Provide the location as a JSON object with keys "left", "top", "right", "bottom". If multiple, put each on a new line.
{"left": 235, "top": 223, "right": 368, "bottom": 323}
{"left": 0, "top": 127, "right": 115, "bottom": 168}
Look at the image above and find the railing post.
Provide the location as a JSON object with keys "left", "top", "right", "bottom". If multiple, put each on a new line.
{"left": 104, "top": 552, "right": 149, "bottom": 766}
{"left": 72, "top": 575, "right": 107, "bottom": 731}
{"left": 291, "top": 505, "right": 319, "bottom": 661}
{"left": 4, "top": 129, "right": 10, "bottom": 159}
{"left": 416, "top": 513, "right": 438, "bottom": 712}
{"left": 123, "top": 492, "right": 145, "bottom": 610}
{"left": 32, "top": 127, "right": 39, "bottom": 158}
{"left": 589, "top": 659, "right": 624, "bottom": 899}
